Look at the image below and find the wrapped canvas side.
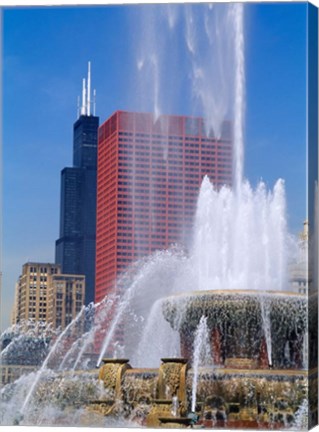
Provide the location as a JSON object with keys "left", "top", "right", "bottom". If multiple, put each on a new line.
{"left": 307, "top": 2, "right": 319, "bottom": 430}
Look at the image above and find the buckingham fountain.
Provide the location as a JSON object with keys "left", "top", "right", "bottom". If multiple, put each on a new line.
{"left": 1, "top": 286, "right": 312, "bottom": 428}
{"left": 1, "top": 3, "right": 317, "bottom": 430}
{"left": 86, "top": 290, "right": 309, "bottom": 429}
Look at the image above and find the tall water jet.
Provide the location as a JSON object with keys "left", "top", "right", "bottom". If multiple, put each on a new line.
{"left": 260, "top": 296, "right": 272, "bottom": 366}
{"left": 232, "top": 3, "right": 245, "bottom": 190}
{"left": 191, "top": 316, "right": 212, "bottom": 413}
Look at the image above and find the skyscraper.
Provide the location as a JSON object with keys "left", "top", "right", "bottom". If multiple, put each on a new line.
{"left": 95, "top": 111, "right": 232, "bottom": 304}
{"left": 55, "top": 63, "right": 99, "bottom": 304}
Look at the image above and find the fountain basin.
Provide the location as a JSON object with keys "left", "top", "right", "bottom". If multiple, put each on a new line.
{"left": 162, "top": 289, "right": 307, "bottom": 369}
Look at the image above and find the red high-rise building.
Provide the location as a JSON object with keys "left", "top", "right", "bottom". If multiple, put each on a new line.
{"left": 95, "top": 111, "right": 232, "bottom": 303}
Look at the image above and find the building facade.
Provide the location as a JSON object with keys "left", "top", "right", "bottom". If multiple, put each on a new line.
{"left": 55, "top": 65, "right": 99, "bottom": 304}
{"left": 47, "top": 274, "right": 85, "bottom": 329}
{"left": 95, "top": 111, "right": 232, "bottom": 303}
{"left": 12, "top": 262, "right": 60, "bottom": 324}
{"left": 12, "top": 262, "right": 85, "bottom": 330}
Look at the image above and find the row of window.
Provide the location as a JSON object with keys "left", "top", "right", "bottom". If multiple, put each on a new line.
{"left": 118, "top": 130, "right": 228, "bottom": 142}
{"left": 29, "top": 267, "right": 59, "bottom": 274}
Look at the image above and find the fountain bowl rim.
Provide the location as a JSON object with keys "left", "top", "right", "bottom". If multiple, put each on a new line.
{"left": 163, "top": 288, "right": 306, "bottom": 301}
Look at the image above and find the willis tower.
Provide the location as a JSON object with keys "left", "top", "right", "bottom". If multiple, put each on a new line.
{"left": 56, "top": 62, "right": 99, "bottom": 304}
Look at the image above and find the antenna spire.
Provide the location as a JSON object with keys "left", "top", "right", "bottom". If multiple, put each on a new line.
{"left": 81, "top": 78, "right": 86, "bottom": 116}
{"left": 87, "top": 61, "right": 91, "bottom": 116}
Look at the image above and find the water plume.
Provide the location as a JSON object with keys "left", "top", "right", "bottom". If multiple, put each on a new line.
{"left": 192, "top": 176, "right": 289, "bottom": 293}
{"left": 191, "top": 316, "right": 212, "bottom": 412}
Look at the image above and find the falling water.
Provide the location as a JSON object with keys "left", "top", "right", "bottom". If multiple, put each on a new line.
{"left": 302, "top": 332, "right": 308, "bottom": 369}
{"left": 97, "top": 249, "right": 188, "bottom": 366}
{"left": 293, "top": 399, "right": 309, "bottom": 430}
{"left": 132, "top": 298, "right": 180, "bottom": 367}
{"left": 260, "top": 296, "right": 272, "bottom": 366}
{"left": 58, "top": 334, "right": 86, "bottom": 371}
{"left": 97, "top": 290, "right": 135, "bottom": 366}
{"left": 21, "top": 305, "right": 87, "bottom": 414}
{"left": 191, "top": 316, "right": 212, "bottom": 413}
{"left": 0, "top": 321, "right": 57, "bottom": 365}
{"left": 0, "top": 334, "right": 33, "bottom": 363}
{"left": 58, "top": 297, "right": 114, "bottom": 371}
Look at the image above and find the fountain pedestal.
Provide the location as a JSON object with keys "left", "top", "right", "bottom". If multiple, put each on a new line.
{"left": 158, "top": 358, "right": 188, "bottom": 405}
{"left": 98, "top": 358, "right": 131, "bottom": 405}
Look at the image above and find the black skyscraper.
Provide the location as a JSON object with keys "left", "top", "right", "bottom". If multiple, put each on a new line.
{"left": 55, "top": 63, "right": 99, "bottom": 304}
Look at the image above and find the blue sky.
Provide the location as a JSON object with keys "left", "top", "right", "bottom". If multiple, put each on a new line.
{"left": 1, "top": 3, "right": 308, "bottom": 330}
